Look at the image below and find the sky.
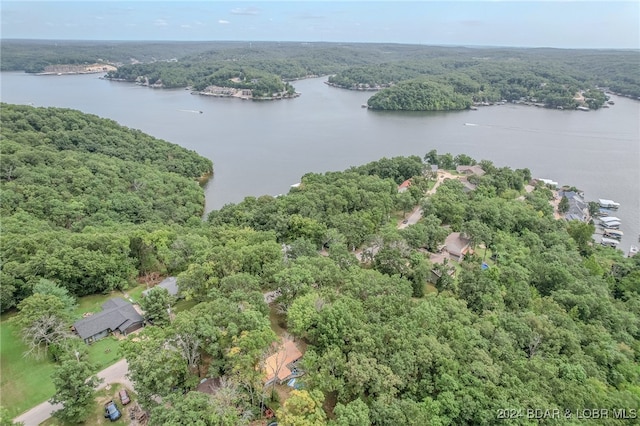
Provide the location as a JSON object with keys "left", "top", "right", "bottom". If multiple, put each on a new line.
{"left": 1, "top": 1, "right": 639, "bottom": 49}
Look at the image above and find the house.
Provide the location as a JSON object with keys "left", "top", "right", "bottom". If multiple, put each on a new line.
{"left": 455, "top": 165, "right": 485, "bottom": 177}
{"left": 443, "top": 232, "right": 472, "bottom": 262}
{"left": 73, "top": 298, "right": 144, "bottom": 344}
{"left": 142, "top": 276, "right": 180, "bottom": 298}
{"left": 263, "top": 339, "right": 303, "bottom": 387}
{"left": 429, "top": 265, "right": 456, "bottom": 284}
{"left": 459, "top": 178, "right": 477, "bottom": 193}
{"left": 559, "top": 190, "right": 589, "bottom": 222}
{"left": 398, "top": 179, "right": 412, "bottom": 193}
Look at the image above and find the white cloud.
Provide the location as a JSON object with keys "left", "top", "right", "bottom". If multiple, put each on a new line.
{"left": 218, "top": 19, "right": 230, "bottom": 25}
{"left": 154, "top": 19, "right": 168, "bottom": 27}
{"left": 181, "top": 24, "right": 192, "bottom": 28}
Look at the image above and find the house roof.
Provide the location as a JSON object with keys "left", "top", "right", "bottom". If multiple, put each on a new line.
{"left": 142, "top": 276, "right": 179, "bottom": 297}
{"left": 73, "top": 298, "right": 143, "bottom": 340}
{"left": 444, "top": 232, "right": 471, "bottom": 257}
{"left": 264, "top": 340, "right": 302, "bottom": 383}
{"left": 398, "top": 179, "right": 412, "bottom": 189}
{"left": 455, "top": 165, "right": 485, "bottom": 176}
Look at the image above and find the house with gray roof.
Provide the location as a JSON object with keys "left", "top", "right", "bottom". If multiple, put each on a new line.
{"left": 456, "top": 165, "right": 485, "bottom": 177}
{"left": 142, "top": 276, "right": 180, "bottom": 298}
{"left": 559, "top": 190, "right": 589, "bottom": 222}
{"left": 73, "top": 298, "right": 144, "bottom": 344}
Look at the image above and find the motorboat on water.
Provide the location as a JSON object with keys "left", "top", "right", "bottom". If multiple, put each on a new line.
{"left": 598, "top": 199, "right": 620, "bottom": 209}
{"left": 603, "top": 229, "right": 623, "bottom": 240}
{"left": 601, "top": 237, "right": 620, "bottom": 247}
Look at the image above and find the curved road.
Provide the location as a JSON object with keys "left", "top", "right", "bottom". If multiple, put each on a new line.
{"left": 13, "top": 359, "right": 132, "bottom": 426}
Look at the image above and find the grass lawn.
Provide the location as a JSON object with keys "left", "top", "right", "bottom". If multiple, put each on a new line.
{"left": 173, "top": 298, "right": 198, "bottom": 313}
{"left": 73, "top": 292, "right": 118, "bottom": 317}
{"left": 87, "top": 337, "right": 122, "bottom": 371}
{"left": 1, "top": 290, "right": 131, "bottom": 419}
{"left": 0, "top": 318, "right": 125, "bottom": 419}
{"left": 124, "top": 284, "right": 147, "bottom": 305}
{"left": 0, "top": 317, "right": 56, "bottom": 418}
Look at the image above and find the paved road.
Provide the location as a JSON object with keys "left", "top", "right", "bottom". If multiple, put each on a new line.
{"left": 397, "top": 206, "right": 423, "bottom": 230}
{"left": 13, "top": 359, "right": 131, "bottom": 426}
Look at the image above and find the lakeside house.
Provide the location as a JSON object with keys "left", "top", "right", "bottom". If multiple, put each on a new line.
{"left": 559, "top": 190, "right": 590, "bottom": 222}
{"left": 455, "top": 165, "right": 486, "bottom": 177}
{"left": 263, "top": 339, "right": 303, "bottom": 387}
{"left": 73, "top": 298, "right": 144, "bottom": 344}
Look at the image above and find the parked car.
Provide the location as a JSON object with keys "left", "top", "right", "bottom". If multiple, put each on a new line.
{"left": 104, "top": 401, "right": 121, "bottom": 421}
{"left": 119, "top": 389, "right": 131, "bottom": 405}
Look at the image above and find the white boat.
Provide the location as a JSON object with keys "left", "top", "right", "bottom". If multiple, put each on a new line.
{"left": 603, "top": 229, "right": 623, "bottom": 240}
{"left": 600, "top": 221, "right": 621, "bottom": 229}
{"left": 629, "top": 246, "right": 638, "bottom": 257}
{"left": 598, "top": 199, "right": 620, "bottom": 209}
{"left": 601, "top": 237, "right": 620, "bottom": 247}
{"left": 600, "top": 216, "right": 621, "bottom": 223}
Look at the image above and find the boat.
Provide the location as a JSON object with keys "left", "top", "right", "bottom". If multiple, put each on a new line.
{"left": 603, "top": 229, "right": 623, "bottom": 240}
{"left": 629, "top": 246, "right": 638, "bottom": 257}
{"left": 600, "top": 221, "right": 621, "bottom": 229}
{"left": 601, "top": 237, "right": 620, "bottom": 247}
{"left": 598, "top": 199, "right": 620, "bottom": 209}
{"left": 600, "top": 216, "right": 621, "bottom": 223}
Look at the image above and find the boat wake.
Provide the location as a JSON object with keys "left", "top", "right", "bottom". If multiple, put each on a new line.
{"left": 464, "top": 123, "right": 478, "bottom": 126}
{"left": 178, "top": 109, "right": 203, "bottom": 114}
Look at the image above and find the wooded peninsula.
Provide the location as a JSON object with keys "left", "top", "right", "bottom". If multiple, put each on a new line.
{"left": 2, "top": 40, "right": 638, "bottom": 110}
{"left": 1, "top": 104, "right": 638, "bottom": 425}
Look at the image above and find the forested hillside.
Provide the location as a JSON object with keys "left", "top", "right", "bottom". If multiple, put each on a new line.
{"left": 1, "top": 106, "right": 638, "bottom": 424}
{"left": 0, "top": 104, "right": 212, "bottom": 309}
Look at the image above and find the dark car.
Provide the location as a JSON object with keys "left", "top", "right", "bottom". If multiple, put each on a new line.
{"left": 119, "top": 389, "right": 131, "bottom": 405}
{"left": 104, "top": 401, "right": 121, "bottom": 421}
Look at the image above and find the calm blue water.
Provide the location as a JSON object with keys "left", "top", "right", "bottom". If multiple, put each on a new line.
{"left": 1, "top": 72, "right": 638, "bottom": 254}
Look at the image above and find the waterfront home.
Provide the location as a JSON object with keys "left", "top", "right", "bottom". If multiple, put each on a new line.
{"left": 559, "top": 190, "right": 589, "bottom": 222}
{"left": 455, "top": 165, "right": 486, "bottom": 177}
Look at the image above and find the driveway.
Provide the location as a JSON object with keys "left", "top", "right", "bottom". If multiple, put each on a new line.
{"left": 13, "top": 359, "right": 131, "bottom": 426}
{"left": 397, "top": 206, "right": 423, "bottom": 230}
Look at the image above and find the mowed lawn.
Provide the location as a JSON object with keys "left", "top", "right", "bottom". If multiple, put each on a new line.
{"left": 0, "top": 317, "right": 56, "bottom": 418}
{"left": 1, "top": 289, "right": 142, "bottom": 418}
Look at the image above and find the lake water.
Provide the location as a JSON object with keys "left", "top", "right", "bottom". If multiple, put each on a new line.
{"left": 1, "top": 72, "right": 638, "bottom": 254}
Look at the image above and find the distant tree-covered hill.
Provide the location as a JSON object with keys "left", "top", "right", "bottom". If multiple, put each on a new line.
{"left": 3, "top": 41, "right": 637, "bottom": 107}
